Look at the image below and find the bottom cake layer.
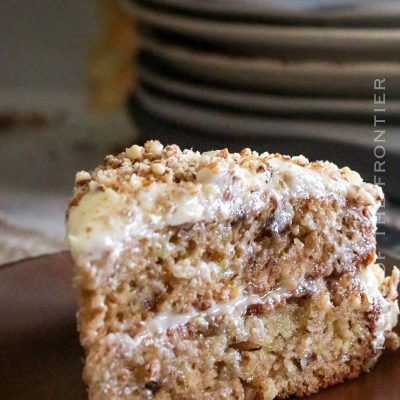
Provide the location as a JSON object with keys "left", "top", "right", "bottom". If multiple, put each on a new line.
{"left": 84, "top": 264, "right": 399, "bottom": 400}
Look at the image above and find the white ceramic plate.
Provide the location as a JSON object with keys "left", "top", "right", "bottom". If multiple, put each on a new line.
{"left": 130, "top": 2, "right": 400, "bottom": 59}
{"left": 126, "top": 0, "right": 400, "bottom": 25}
{"left": 138, "top": 66, "right": 400, "bottom": 118}
{"left": 140, "top": 38, "right": 400, "bottom": 97}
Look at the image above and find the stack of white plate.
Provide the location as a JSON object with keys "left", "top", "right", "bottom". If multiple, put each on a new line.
{"left": 123, "top": 0, "right": 400, "bottom": 197}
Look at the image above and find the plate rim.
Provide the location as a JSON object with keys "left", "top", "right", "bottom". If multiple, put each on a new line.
{"left": 138, "top": 65, "right": 400, "bottom": 116}
{"left": 140, "top": 37, "right": 400, "bottom": 96}
{"left": 136, "top": 85, "right": 400, "bottom": 149}
{"left": 130, "top": 1, "right": 400, "bottom": 46}
{"left": 125, "top": 0, "right": 400, "bottom": 22}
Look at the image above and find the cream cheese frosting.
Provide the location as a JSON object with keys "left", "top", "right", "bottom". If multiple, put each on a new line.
{"left": 67, "top": 142, "right": 383, "bottom": 264}
{"left": 132, "top": 264, "right": 399, "bottom": 343}
{"left": 139, "top": 277, "right": 326, "bottom": 336}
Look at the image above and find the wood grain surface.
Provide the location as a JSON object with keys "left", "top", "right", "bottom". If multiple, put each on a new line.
{"left": 0, "top": 252, "right": 399, "bottom": 400}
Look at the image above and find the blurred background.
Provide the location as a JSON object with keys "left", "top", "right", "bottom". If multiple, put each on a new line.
{"left": 1, "top": 0, "right": 400, "bottom": 264}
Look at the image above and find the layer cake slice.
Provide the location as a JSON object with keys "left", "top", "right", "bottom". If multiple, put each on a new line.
{"left": 67, "top": 141, "right": 399, "bottom": 399}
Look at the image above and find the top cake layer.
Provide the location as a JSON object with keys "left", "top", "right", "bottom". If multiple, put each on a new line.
{"left": 67, "top": 140, "right": 382, "bottom": 266}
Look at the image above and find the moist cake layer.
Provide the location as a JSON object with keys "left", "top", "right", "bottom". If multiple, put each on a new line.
{"left": 83, "top": 265, "right": 398, "bottom": 400}
{"left": 72, "top": 197, "right": 377, "bottom": 348}
{"left": 67, "top": 141, "right": 399, "bottom": 400}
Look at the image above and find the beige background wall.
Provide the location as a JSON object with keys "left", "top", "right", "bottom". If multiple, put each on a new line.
{"left": 0, "top": 1, "right": 98, "bottom": 91}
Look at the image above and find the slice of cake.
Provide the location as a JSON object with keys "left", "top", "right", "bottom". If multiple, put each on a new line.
{"left": 67, "top": 141, "right": 399, "bottom": 399}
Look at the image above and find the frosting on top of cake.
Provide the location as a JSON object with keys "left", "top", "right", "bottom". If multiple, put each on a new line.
{"left": 67, "top": 141, "right": 383, "bottom": 262}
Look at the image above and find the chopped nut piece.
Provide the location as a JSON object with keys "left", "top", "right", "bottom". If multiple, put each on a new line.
{"left": 75, "top": 170, "right": 91, "bottom": 184}
{"left": 240, "top": 148, "right": 252, "bottom": 157}
{"left": 151, "top": 162, "right": 166, "bottom": 176}
{"left": 126, "top": 144, "right": 143, "bottom": 161}
{"left": 145, "top": 140, "right": 163, "bottom": 158}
